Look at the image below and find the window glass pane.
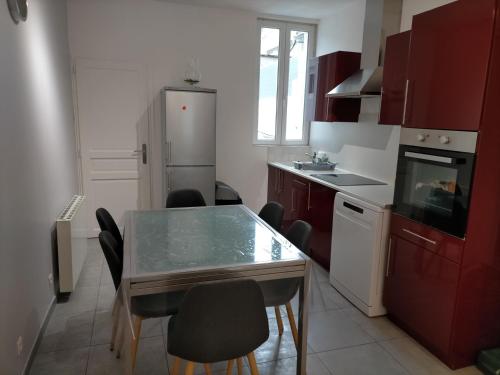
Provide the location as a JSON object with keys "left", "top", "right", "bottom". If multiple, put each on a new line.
{"left": 258, "top": 27, "right": 280, "bottom": 141}
{"left": 285, "top": 30, "right": 309, "bottom": 141}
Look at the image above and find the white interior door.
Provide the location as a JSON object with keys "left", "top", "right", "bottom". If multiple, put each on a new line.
{"left": 74, "top": 60, "right": 151, "bottom": 237}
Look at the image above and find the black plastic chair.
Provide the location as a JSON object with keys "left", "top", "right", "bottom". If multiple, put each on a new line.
{"left": 166, "top": 189, "right": 207, "bottom": 208}
{"left": 258, "top": 202, "right": 284, "bottom": 232}
{"left": 167, "top": 279, "right": 269, "bottom": 375}
{"left": 98, "top": 231, "right": 185, "bottom": 367}
{"left": 96, "top": 208, "right": 123, "bottom": 250}
{"left": 259, "top": 220, "right": 312, "bottom": 350}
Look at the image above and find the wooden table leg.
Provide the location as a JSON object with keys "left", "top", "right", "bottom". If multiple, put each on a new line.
{"left": 247, "top": 352, "right": 259, "bottom": 375}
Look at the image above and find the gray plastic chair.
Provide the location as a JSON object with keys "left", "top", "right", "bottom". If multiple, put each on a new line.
{"left": 96, "top": 208, "right": 123, "bottom": 250}
{"left": 259, "top": 220, "right": 312, "bottom": 349}
{"left": 258, "top": 201, "right": 284, "bottom": 232}
{"left": 166, "top": 189, "right": 206, "bottom": 208}
{"left": 167, "top": 279, "right": 269, "bottom": 375}
{"left": 98, "top": 231, "right": 185, "bottom": 367}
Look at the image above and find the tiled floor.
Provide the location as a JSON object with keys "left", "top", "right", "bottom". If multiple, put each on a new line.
{"left": 30, "top": 240, "right": 482, "bottom": 375}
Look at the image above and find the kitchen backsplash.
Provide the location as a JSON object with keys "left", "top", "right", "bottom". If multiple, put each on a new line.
{"left": 309, "top": 121, "right": 400, "bottom": 184}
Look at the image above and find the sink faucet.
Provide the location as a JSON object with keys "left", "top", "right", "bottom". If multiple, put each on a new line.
{"left": 305, "top": 152, "right": 317, "bottom": 164}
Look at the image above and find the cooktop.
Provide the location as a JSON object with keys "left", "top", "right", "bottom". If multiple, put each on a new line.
{"left": 311, "top": 173, "right": 387, "bottom": 186}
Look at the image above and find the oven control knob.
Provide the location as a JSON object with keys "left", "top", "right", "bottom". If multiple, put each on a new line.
{"left": 417, "top": 134, "right": 426, "bottom": 142}
{"left": 439, "top": 136, "right": 450, "bottom": 144}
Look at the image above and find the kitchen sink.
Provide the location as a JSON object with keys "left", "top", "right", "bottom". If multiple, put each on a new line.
{"left": 293, "top": 161, "right": 337, "bottom": 171}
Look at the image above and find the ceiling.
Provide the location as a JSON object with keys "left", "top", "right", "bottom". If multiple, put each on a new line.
{"left": 157, "top": 0, "right": 353, "bottom": 20}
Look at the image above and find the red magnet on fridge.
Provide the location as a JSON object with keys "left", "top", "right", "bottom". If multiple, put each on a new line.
{"left": 181, "top": 105, "right": 187, "bottom": 111}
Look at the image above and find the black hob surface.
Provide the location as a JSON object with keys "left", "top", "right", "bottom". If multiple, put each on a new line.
{"left": 311, "top": 173, "right": 387, "bottom": 186}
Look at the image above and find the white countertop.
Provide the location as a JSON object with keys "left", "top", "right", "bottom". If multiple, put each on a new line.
{"left": 268, "top": 162, "right": 395, "bottom": 208}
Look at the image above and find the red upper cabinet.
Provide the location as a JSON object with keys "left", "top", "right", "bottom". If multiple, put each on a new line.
{"left": 379, "top": 31, "right": 411, "bottom": 125}
{"left": 404, "top": 0, "right": 496, "bottom": 130}
{"left": 312, "top": 51, "right": 361, "bottom": 122}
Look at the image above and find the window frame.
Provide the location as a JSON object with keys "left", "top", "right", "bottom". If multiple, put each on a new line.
{"left": 254, "top": 19, "right": 316, "bottom": 146}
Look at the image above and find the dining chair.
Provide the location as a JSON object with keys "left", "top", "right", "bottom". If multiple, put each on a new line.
{"left": 166, "top": 189, "right": 206, "bottom": 208}
{"left": 98, "top": 231, "right": 185, "bottom": 368}
{"left": 258, "top": 201, "right": 284, "bottom": 232}
{"left": 167, "top": 279, "right": 269, "bottom": 375}
{"left": 96, "top": 207, "right": 123, "bottom": 249}
{"left": 259, "top": 220, "right": 312, "bottom": 349}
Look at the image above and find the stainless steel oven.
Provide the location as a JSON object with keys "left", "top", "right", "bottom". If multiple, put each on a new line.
{"left": 393, "top": 128, "right": 478, "bottom": 238}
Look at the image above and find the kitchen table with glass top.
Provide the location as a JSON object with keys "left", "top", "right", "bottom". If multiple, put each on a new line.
{"left": 118, "top": 205, "right": 311, "bottom": 374}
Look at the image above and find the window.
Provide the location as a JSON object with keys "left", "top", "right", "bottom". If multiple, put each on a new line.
{"left": 255, "top": 20, "right": 315, "bottom": 145}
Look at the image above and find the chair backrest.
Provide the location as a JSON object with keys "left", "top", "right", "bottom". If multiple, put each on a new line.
{"left": 166, "top": 189, "right": 206, "bottom": 208}
{"left": 286, "top": 220, "right": 312, "bottom": 254}
{"left": 96, "top": 208, "right": 123, "bottom": 250}
{"left": 258, "top": 201, "right": 284, "bottom": 231}
{"left": 167, "top": 279, "right": 269, "bottom": 363}
{"left": 98, "top": 231, "right": 123, "bottom": 291}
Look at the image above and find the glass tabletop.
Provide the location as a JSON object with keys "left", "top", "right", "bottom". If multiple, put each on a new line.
{"left": 126, "top": 205, "right": 306, "bottom": 277}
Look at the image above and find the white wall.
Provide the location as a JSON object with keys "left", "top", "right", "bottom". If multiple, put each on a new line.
{"left": 0, "top": 0, "right": 78, "bottom": 373}
{"left": 401, "top": 0, "right": 457, "bottom": 31}
{"left": 67, "top": 0, "right": 269, "bottom": 212}
{"left": 316, "top": 0, "right": 366, "bottom": 56}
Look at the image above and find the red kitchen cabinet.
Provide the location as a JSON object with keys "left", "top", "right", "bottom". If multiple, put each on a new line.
{"left": 404, "top": 0, "right": 496, "bottom": 130}
{"left": 379, "top": 31, "right": 411, "bottom": 125}
{"left": 312, "top": 51, "right": 361, "bottom": 122}
{"left": 308, "top": 182, "right": 336, "bottom": 270}
{"left": 384, "top": 234, "right": 460, "bottom": 361}
{"left": 267, "top": 167, "right": 336, "bottom": 269}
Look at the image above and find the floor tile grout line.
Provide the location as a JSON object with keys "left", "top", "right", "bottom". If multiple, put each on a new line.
{"left": 375, "top": 340, "right": 414, "bottom": 375}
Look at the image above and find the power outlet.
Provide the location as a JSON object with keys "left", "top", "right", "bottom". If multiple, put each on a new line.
{"left": 48, "top": 273, "right": 54, "bottom": 286}
{"left": 16, "top": 336, "right": 23, "bottom": 356}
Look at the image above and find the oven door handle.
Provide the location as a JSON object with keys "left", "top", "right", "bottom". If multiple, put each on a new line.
{"left": 404, "top": 151, "right": 453, "bottom": 164}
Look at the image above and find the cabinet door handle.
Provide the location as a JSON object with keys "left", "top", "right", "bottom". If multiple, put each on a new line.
{"left": 293, "top": 179, "right": 307, "bottom": 187}
{"left": 402, "top": 228, "right": 437, "bottom": 245}
{"left": 307, "top": 183, "right": 311, "bottom": 211}
{"left": 291, "top": 189, "right": 295, "bottom": 212}
{"left": 402, "top": 80, "right": 409, "bottom": 125}
{"left": 386, "top": 237, "right": 392, "bottom": 277}
{"left": 281, "top": 170, "right": 284, "bottom": 193}
{"left": 275, "top": 170, "right": 278, "bottom": 193}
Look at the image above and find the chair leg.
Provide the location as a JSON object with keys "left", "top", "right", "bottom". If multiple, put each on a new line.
{"left": 110, "top": 303, "right": 122, "bottom": 351}
{"left": 247, "top": 352, "right": 259, "bottom": 375}
{"left": 115, "top": 315, "right": 124, "bottom": 358}
{"left": 185, "top": 361, "right": 196, "bottom": 375}
{"left": 226, "top": 359, "right": 234, "bottom": 375}
{"left": 274, "top": 306, "right": 284, "bottom": 336}
{"left": 204, "top": 363, "right": 213, "bottom": 375}
{"left": 285, "top": 302, "right": 299, "bottom": 350}
{"left": 131, "top": 315, "right": 143, "bottom": 368}
{"left": 172, "top": 356, "right": 181, "bottom": 375}
{"left": 236, "top": 357, "right": 243, "bottom": 375}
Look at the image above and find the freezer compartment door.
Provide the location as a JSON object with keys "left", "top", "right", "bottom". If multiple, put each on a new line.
{"left": 165, "top": 166, "right": 215, "bottom": 205}
{"left": 165, "top": 90, "right": 216, "bottom": 166}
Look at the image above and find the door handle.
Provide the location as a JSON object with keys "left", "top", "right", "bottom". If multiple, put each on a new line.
{"left": 166, "top": 141, "right": 172, "bottom": 163}
{"left": 132, "top": 144, "right": 147, "bottom": 164}
{"left": 402, "top": 228, "right": 437, "bottom": 245}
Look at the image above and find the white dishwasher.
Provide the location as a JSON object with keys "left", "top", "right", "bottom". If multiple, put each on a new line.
{"left": 329, "top": 193, "right": 390, "bottom": 317}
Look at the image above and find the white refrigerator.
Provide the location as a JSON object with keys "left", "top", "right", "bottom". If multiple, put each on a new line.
{"left": 162, "top": 87, "right": 216, "bottom": 205}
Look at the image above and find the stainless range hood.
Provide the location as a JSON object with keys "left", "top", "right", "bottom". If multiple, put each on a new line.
{"left": 327, "top": 0, "right": 402, "bottom": 99}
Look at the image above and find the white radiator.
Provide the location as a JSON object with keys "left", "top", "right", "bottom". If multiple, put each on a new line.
{"left": 57, "top": 195, "right": 88, "bottom": 293}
